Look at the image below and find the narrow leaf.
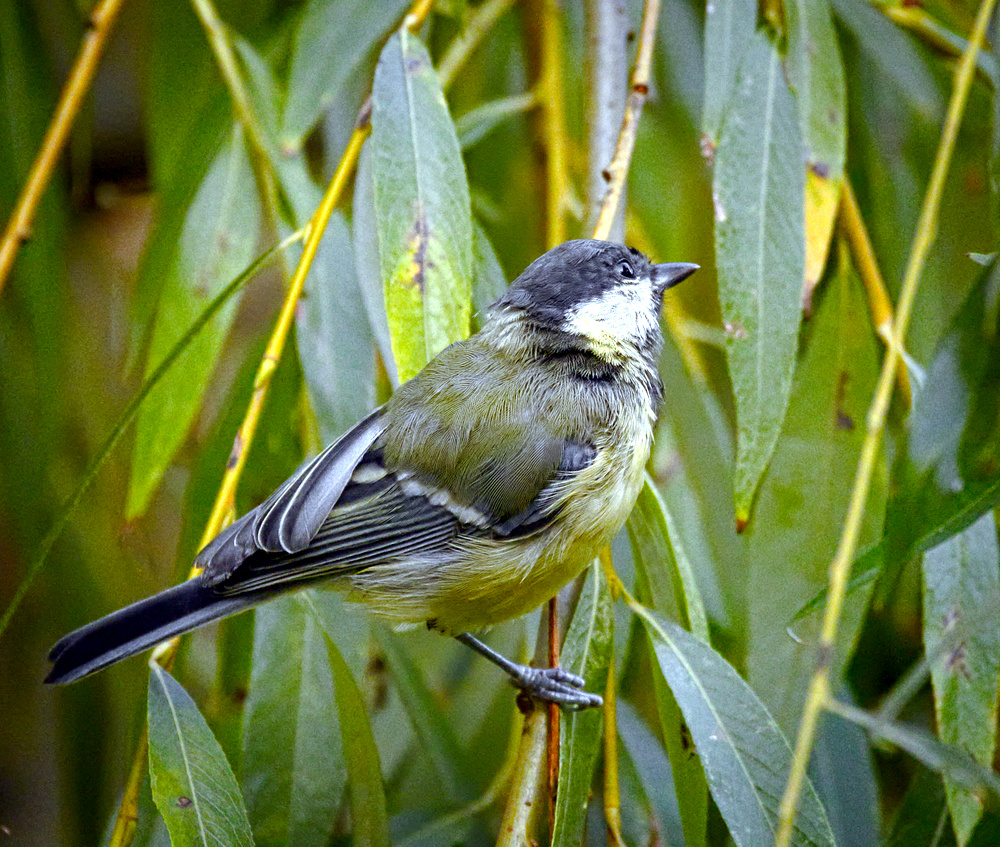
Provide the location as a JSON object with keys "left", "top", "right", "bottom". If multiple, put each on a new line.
{"left": 886, "top": 767, "right": 955, "bottom": 847}
{"left": 784, "top": 0, "right": 846, "bottom": 302}
{"left": 371, "top": 29, "right": 473, "bottom": 381}
{"left": 294, "top": 209, "right": 377, "bottom": 442}
{"left": 375, "top": 626, "right": 469, "bottom": 804}
{"left": 701, "top": 0, "right": 756, "bottom": 145}
{"left": 923, "top": 513, "right": 1000, "bottom": 845}
{"left": 128, "top": 130, "right": 261, "bottom": 517}
{"left": 638, "top": 607, "right": 836, "bottom": 847}
{"left": 282, "top": 0, "right": 409, "bottom": 150}
{"left": 323, "top": 628, "right": 390, "bottom": 847}
{"left": 745, "top": 253, "right": 883, "bottom": 733}
{"left": 714, "top": 32, "right": 806, "bottom": 524}
{"left": 551, "top": 565, "right": 614, "bottom": 847}
{"left": 241, "top": 596, "right": 346, "bottom": 847}
{"left": 147, "top": 664, "right": 255, "bottom": 847}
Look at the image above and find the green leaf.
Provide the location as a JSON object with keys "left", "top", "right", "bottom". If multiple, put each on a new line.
{"left": 923, "top": 513, "right": 1000, "bottom": 846}
{"left": 471, "top": 221, "right": 509, "bottom": 325}
{"left": 455, "top": 93, "right": 537, "bottom": 151}
{"left": 147, "top": 664, "right": 255, "bottom": 847}
{"left": 637, "top": 606, "right": 836, "bottom": 847}
{"left": 628, "top": 476, "right": 709, "bottom": 640}
{"left": 371, "top": 29, "right": 473, "bottom": 382}
{"left": 295, "top": 209, "right": 377, "bottom": 442}
{"left": 886, "top": 767, "right": 955, "bottom": 847}
{"left": 714, "top": 31, "right": 806, "bottom": 524}
{"left": 826, "top": 699, "right": 1000, "bottom": 801}
{"left": 879, "top": 260, "right": 1000, "bottom": 606}
{"left": 701, "top": 0, "right": 756, "bottom": 145}
{"left": 784, "top": 0, "right": 846, "bottom": 299}
{"left": 551, "top": 565, "right": 613, "bottom": 847}
{"left": 374, "top": 626, "right": 469, "bottom": 804}
{"left": 240, "top": 596, "right": 346, "bottom": 847}
{"left": 282, "top": 0, "right": 410, "bottom": 150}
{"left": 128, "top": 129, "right": 262, "bottom": 517}
{"left": 322, "top": 627, "right": 390, "bottom": 847}
{"left": 745, "top": 250, "right": 883, "bottom": 733}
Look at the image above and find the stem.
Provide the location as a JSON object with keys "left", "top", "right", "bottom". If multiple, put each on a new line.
{"left": 546, "top": 597, "right": 560, "bottom": 834}
{"left": 591, "top": 0, "right": 662, "bottom": 240}
{"left": 839, "top": 179, "right": 912, "bottom": 409}
{"left": 189, "top": 0, "right": 280, "bottom": 222}
{"left": 585, "top": 0, "right": 630, "bottom": 241}
{"left": 775, "top": 0, "right": 999, "bottom": 841}
{"left": 438, "top": 0, "right": 520, "bottom": 92}
{"left": 541, "top": 0, "right": 570, "bottom": 246}
{"left": 0, "top": 0, "right": 128, "bottom": 295}
{"left": 602, "top": 658, "right": 625, "bottom": 846}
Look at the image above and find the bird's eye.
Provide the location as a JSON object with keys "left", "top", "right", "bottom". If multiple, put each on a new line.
{"left": 618, "top": 260, "right": 636, "bottom": 279}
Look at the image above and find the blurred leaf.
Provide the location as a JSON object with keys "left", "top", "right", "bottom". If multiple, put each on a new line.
{"left": 471, "top": 221, "right": 508, "bottom": 325}
{"left": 879, "top": 260, "right": 1000, "bottom": 606}
{"left": 826, "top": 699, "right": 1000, "bottom": 801}
{"left": 322, "top": 627, "right": 390, "bottom": 847}
{"left": 991, "top": 12, "right": 1000, "bottom": 190}
{"left": 638, "top": 606, "right": 836, "bottom": 847}
{"left": 551, "top": 565, "right": 613, "bottom": 847}
{"left": 617, "top": 699, "right": 686, "bottom": 846}
{"left": 886, "top": 766, "right": 956, "bottom": 847}
{"left": 785, "top": 0, "right": 846, "bottom": 302}
{"left": 371, "top": 29, "right": 473, "bottom": 381}
{"left": 701, "top": 0, "right": 755, "bottom": 145}
{"left": 147, "top": 664, "right": 255, "bottom": 847}
{"left": 456, "top": 93, "right": 537, "bottom": 151}
{"left": 128, "top": 130, "right": 262, "bottom": 517}
{"left": 295, "top": 209, "right": 377, "bottom": 442}
{"left": 922, "top": 513, "right": 1000, "bottom": 846}
{"left": 629, "top": 476, "right": 710, "bottom": 640}
{"left": 658, "top": 0, "right": 705, "bottom": 126}
{"left": 282, "top": 0, "right": 410, "bottom": 150}
{"left": 374, "top": 626, "right": 469, "bottom": 804}
{"left": 810, "top": 701, "right": 880, "bottom": 847}
{"left": 241, "top": 596, "right": 346, "bottom": 847}
{"left": 714, "top": 31, "right": 806, "bottom": 524}
{"left": 745, "top": 251, "right": 883, "bottom": 733}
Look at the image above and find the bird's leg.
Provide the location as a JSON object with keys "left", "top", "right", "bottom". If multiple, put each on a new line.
{"left": 454, "top": 632, "right": 603, "bottom": 710}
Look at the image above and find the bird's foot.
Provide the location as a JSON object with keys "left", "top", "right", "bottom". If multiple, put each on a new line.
{"left": 508, "top": 664, "right": 603, "bottom": 710}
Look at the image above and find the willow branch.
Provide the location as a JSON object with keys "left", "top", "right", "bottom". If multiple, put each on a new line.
{"left": 839, "top": 179, "right": 913, "bottom": 409}
{"left": 775, "top": 0, "right": 999, "bottom": 841}
{"left": 591, "top": 0, "right": 662, "bottom": 241}
{"left": 0, "top": 0, "right": 128, "bottom": 295}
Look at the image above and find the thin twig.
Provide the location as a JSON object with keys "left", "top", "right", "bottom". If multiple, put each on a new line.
{"left": 839, "top": 179, "right": 913, "bottom": 410}
{"left": 601, "top": 598, "right": 625, "bottom": 846}
{"left": 189, "top": 0, "right": 281, "bottom": 221}
{"left": 775, "top": 0, "right": 999, "bottom": 841}
{"left": 0, "top": 0, "right": 128, "bottom": 295}
{"left": 591, "top": 0, "right": 662, "bottom": 241}
{"left": 0, "top": 236, "right": 298, "bottom": 641}
{"left": 546, "top": 598, "right": 560, "bottom": 833}
{"left": 438, "top": 0, "right": 519, "bottom": 92}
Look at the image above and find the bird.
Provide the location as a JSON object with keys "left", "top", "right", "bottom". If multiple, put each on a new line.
{"left": 45, "top": 239, "right": 697, "bottom": 708}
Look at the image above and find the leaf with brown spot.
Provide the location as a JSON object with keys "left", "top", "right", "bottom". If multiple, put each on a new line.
{"left": 923, "top": 512, "right": 1000, "bottom": 845}
{"left": 371, "top": 30, "right": 473, "bottom": 383}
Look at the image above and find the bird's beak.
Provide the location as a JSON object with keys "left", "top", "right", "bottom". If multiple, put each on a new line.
{"left": 653, "top": 262, "right": 699, "bottom": 294}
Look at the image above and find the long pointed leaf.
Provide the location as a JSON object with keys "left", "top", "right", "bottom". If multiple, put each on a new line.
{"left": 147, "top": 664, "right": 255, "bottom": 847}
{"left": 714, "top": 32, "right": 805, "bottom": 524}
{"left": 637, "top": 606, "right": 836, "bottom": 847}
{"left": 371, "top": 29, "right": 473, "bottom": 381}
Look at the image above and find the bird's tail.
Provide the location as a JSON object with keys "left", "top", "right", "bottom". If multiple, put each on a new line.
{"left": 45, "top": 579, "right": 254, "bottom": 685}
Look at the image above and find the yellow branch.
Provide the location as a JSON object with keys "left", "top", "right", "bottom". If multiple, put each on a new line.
{"left": 591, "top": 0, "right": 662, "bottom": 241}
{"left": 839, "top": 179, "right": 913, "bottom": 410}
{"left": 0, "top": 0, "right": 128, "bottom": 295}
{"left": 775, "top": 0, "right": 999, "bottom": 841}
{"left": 542, "top": 0, "right": 570, "bottom": 247}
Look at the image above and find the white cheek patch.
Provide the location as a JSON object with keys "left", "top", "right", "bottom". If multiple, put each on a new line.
{"left": 565, "top": 280, "right": 658, "bottom": 349}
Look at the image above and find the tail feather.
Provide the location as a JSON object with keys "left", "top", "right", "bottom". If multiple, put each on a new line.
{"left": 45, "top": 580, "right": 254, "bottom": 685}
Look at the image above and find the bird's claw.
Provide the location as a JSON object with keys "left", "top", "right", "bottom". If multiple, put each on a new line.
{"left": 509, "top": 664, "right": 603, "bottom": 710}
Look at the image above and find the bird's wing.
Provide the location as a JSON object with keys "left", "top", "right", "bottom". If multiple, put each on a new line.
{"left": 196, "top": 408, "right": 387, "bottom": 583}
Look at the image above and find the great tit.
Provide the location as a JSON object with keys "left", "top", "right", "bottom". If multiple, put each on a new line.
{"left": 45, "top": 239, "right": 697, "bottom": 708}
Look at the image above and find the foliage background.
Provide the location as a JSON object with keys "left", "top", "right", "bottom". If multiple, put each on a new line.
{"left": 1, "top": 0, "right": 999, "bottom": 844}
